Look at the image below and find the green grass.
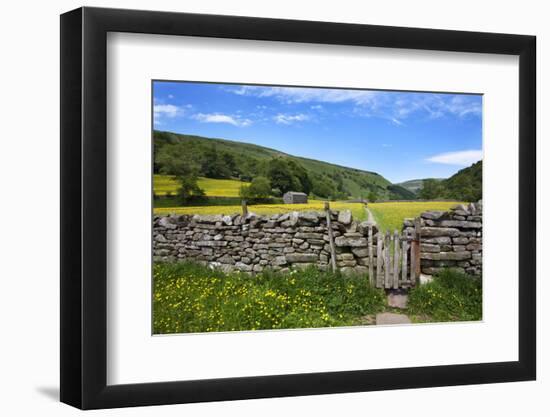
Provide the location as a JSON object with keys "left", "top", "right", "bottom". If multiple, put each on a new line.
{"left": 407, "top": 269, "right": 482, "bottom": 322}
{"left": 153, "top": 262, "right": 386, "bottom": 334}
{"left": 154, "top": 174, "right": 249, "bottom": 197}
{"left": 369, "top": 201, "right": 463, "bottom": 232}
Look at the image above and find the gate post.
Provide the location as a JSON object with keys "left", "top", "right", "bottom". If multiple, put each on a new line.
{"left": 411, "top": 217, "right": 422, "bottom": 285}
{"left": 324, "top": 201, "right": 337, "bottom": 273}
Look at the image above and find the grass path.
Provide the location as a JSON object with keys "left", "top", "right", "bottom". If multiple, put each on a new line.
{"left": 365, "top": 207, "right": 375, "bottom": 223}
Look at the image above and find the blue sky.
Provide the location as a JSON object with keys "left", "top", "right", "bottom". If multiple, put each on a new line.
{"left": 153, "top": 81, "right": 482, "bottom": 183}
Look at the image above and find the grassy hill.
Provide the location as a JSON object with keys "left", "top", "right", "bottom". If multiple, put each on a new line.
{"left": 405, "top": 161, "right": 482, "bottom": 202}
{"left": 154, "top": 130, "right": 392, "bottom": 199}
{"left": 396, "top": 178, "right": 444, "bottom": 195}
{"left": 442, "top": 160, "right": 482, "bottom": 202}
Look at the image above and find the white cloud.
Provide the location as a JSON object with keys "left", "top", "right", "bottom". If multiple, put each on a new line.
{"left": 153, "top": 103, "right": 185, "bottom": 125}
{"left": 154, "top": 104, "right": 180, "bottom": 118}
{"left": 192, "top": 113, "right": 252, "bottom": 127}
{"left": 227, "top": 85, "right": 482, "bottom": 124}
{"left": 273, "top": 113, "right": 309, "bottom": 125}
{"left": 446, "top": 95, "right": 482, "bottom": 117}
{"left": 426, "top": 149, "right": 483, "bottom": 166}
{"left": 231, "top": 85, "right": 378, "bottom": 105}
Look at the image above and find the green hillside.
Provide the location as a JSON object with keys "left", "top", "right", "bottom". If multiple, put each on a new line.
{"left": 387, "top": 184, "right": 417, "bottom": 200}
{"left": 442, "top": 160, "right": 482, "bottom": 202}
{"left": 415, "top": 161, "right": 482, "bottom": 202}
{"left": 154, "top": 130, "right": 392, "bottom": 200}
{"left": 396, "top": 178, "right": 444, "bottom": 195}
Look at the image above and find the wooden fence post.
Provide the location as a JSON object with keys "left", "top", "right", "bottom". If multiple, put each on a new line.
{"left": 324, "top": 201, "right": 337, "bottom": 273}
{"left": 410, "top": 234, "right": 416, "bottom": 285}
{"left": 241, "top": 200, "right": 248, "bottom": 218}
{"left": 393, "top": 230, "right": 400, "bottom": 289}
{"left": 401, "top": 237, "right": 408, "bottom": 284}
{"left": 376, "top": 232, "right": 383, "bottom": 288}
{"left": 413, "top": 217, "right": 422, "bottom": 283}
{"left": 368, "top": 226, "right": 374, "bottom": 285}
{"left": 384, "top": 230, "right": 391, "bottom": 288}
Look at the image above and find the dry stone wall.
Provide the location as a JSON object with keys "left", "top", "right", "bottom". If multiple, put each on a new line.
{"left": 403, "top": 201, "right": 483, "bottom": 276}
{"left": 153, "top": 210, "right": 379, "bottom": 275}
{"left": 154, "top": 202, "right": 482, "bottom": 279}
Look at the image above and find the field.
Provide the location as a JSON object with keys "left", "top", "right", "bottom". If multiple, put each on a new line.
{"left": 153, "top": 262, "right": 481, "bottom": 333}
{"left": 154, "top": 175, "right": 463, "bottom": 230}
{"left": 368, "top": 201, "right": 463, "bottom": 232}
{"left": 153, "top": 261, "right": 386, "bottom": 334}
{"left": 154, "top": 198, "right": 463, "bottom": 229}
{"left": 154, "top": 174, "right": 249, "bottom": 197}
{"left": 154, "top": 199, "right": 368, "bottom": 220}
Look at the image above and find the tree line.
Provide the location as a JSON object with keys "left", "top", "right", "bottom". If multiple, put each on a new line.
{"left": 418, "top": 161, "right": 482, "bottom": 202}
{"left": 154, "top": 140, "right": 378, "bottom": 203}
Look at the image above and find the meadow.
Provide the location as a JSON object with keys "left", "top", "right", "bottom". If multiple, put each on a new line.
{"left": 154, "top": 175, "right": 462, "bottom": 231}
{"left": 153, "top": 262, "right": 386, "bottom": 334}
{"left": 368, "top": 201, "right": 463, "bottom": 231}
{"left": 154, "top": 199, "right": 368, "bottom": 220}
{"left": 154, "top": 174, "right": 249, "bottom": 197}
{"left": 153, "top": 198, "right": 463, "bottom": 229}
{"left": 153, "top": 262, "right": 482, "bottom": 333}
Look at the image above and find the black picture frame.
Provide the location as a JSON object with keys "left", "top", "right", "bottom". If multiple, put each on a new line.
{"left": 60, "top": 6, "right": 536, "bottom": 410}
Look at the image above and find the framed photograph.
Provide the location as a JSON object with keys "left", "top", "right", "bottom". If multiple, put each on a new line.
{"left": 60, "top": 7, "right": 536, "bottom": 409}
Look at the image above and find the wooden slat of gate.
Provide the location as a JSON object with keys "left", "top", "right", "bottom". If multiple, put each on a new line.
{"left": 376, "top": 232, "right": 383, "bottom": 288}
{"left": 393, "top": 230, "right": 400, "bottom": 289}
{"left": 368, "top": 226, "right": 374, "bottom": 286}
{"left": 384, "top": 231, "right": 391, "bottom": 288}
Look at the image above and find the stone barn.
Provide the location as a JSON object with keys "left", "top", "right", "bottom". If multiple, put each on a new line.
{"left": 283, "top": 191, "right": 308, "bottom": 204}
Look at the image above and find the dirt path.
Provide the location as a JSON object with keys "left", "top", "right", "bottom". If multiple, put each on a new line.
{"left": 365, "top": 207, "right": 375, "bottom": 223}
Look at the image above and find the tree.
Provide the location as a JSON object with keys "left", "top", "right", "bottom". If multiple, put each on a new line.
{"left": 419, "top": 179, "right": 444, "bottom": 200}
{"left": 266, "top": 158, "right": 313, "bottom": 194}
{"left": 287, "top": 160, "right": 312, "bottom": 195}
{"left": 178, "top": 175, "right": 205, "bottom": 203}
{"left": 331, "top": 172, "right": 346, "bottom": 194}
{"left": 201, "top": 146, "right": 232, "bottom": 179}
{"left": 311, "top": 176, "right": 337, "bottom": 199}
{"left": 267, "top": 158, "right": 300, "bottom": 194}
{"left": 240, "top": 176, "right": 271, "bottom": 200}
{"left": 367, "top": 191, "right": 378, "bottom": 203}
{"left": 156, "top": 143, "right": 200, "bottom": 178}
{"left": 155, "top": 143, "right": 205, "bottom": 203}
{"left": 222, "top": 152, "right": 238, "bottom": 177}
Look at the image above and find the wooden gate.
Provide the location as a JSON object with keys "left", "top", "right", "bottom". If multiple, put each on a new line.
{"left": 367, "top": 218, "right": 421, "bottom": 289}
